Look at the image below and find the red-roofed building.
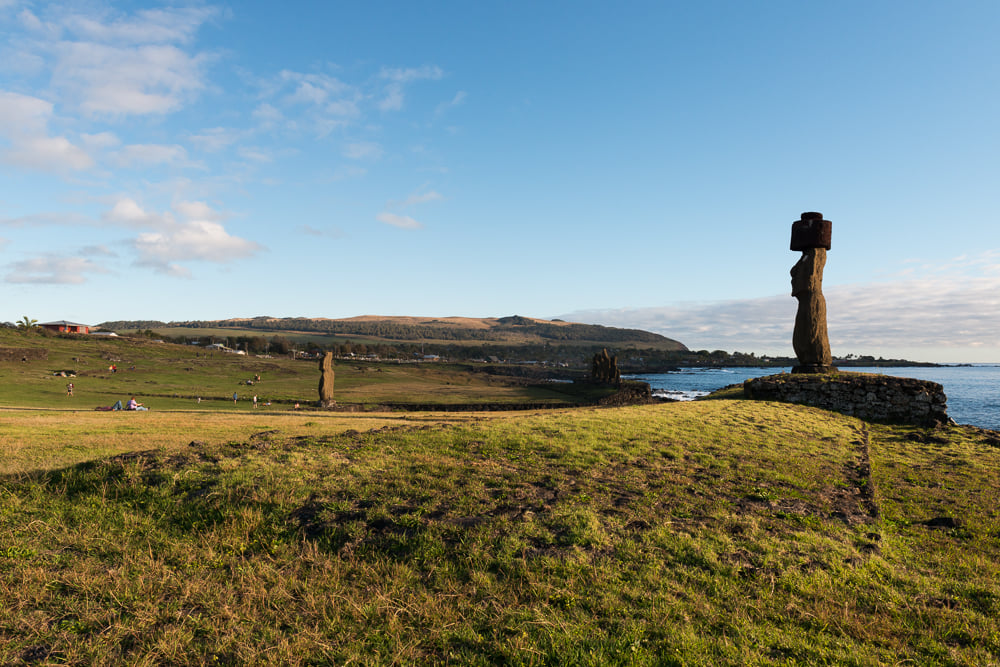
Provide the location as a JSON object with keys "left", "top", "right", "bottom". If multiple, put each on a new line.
{"left": 40, "top": 320, "right": 91, "bottom": 334}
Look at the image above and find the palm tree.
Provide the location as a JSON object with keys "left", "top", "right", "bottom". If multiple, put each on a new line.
{"left": 16, "top": 316, "right": 37, "bottom": 329}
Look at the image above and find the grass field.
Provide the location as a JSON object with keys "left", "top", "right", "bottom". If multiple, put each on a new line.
{"left": 1, "top": 329, "right": 999, "bottom": 665}
{"left": 0, "top": 329, "right": 608, "bottom": 412}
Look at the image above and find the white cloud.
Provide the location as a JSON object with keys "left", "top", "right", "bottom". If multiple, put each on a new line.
{"left": 188, "top": 127, "right": 240, "bottom": 152}
{"left": 562, "top": 264, "right": 1000, "bottom": 360}
{"left": 6, "top": 6, "right": 217, "bottom": 118}
{"left": 376, "top": 212, "right": 422, "bottom": 230}
{"left": 0, "top": 211, "right": 91, "bottom": 227}
{"left": 279, "top": 71, "right": 350, "bottom": 103}
{"left": 173, "top": 200, "right": 224, "bottom": 222}
{"left": 377, "top": 65, "right": 444, "bottom": 112}
{"left": 0, "top": 91, "right": 52, "bottom": 132}
{"left": 112, "top": 143, "right": 189, "bottom": 167}
{"left": 299, "top": 224, "right": 346, "bottom": 239}
{"left": 391, "top": 190, "right": 443, "bottom": 207}
{"left": 104, "top": 197, "right": 163, "bottom": 226}
{"left": 255, "top": 70, "right": 362, "bottom": 135}
{"left": 377, "top": 186, "right": 442, "bottom": 230}
{"left": 133, "top": 219, "right": 260, "bottom": 266}
{"left": 61, "top": 7, "right": 217, "bottom": 45}
{"left": 2, "top": 135, "right": 93, "bottom": 171}
{"left": 0, "top": 91, "right": 94, "bottom": 171}
{"left": 80, "top": 244, "right": 115, "bottom": 257}
{"left": 101, "top": 197, "right": 261, "bottom": 274}
{"left": 252, "top": 103, "right": 284, "bottom": 127}
{"left": 236, "top": 146, "right": 272, "bottom": 163}
{"left": 379, "top": 65, "right": 444, "bottom": 83}
{"left": 9, "top": 6, "right": 219, "bottom": 117}
{"left": 324, "top": 99, "right": 360, "bottom": 117}
{"left": 435, "top": 90, "right": 466, "bottom": 115}
{"left": 53, "top": 41, "right": 209, "bottom": 115}
{"left": 17, "top": 8, "right": 60, "bottom": 39}
{"left": 343, "top": 141, "right": 383, "bottom": 160}
{"left": 80, "top": 131, "right": 120, "bottom": 150}
{"left": 378, "top": 84, "right": 405, "bottom": 112}
{"left": 17, "top": 9, "right": 41, "bottom": 30}
{"left": 5, "top": 255, "right": 109, "bottom": 284}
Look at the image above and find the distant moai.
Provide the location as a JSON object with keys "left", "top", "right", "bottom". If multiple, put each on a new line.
{"left": 790, "top": 212, "right": 837, "bottom": 374}
{"left": 591, "top": 348, "right": 621, "bottom": 385}
{"left": 318, "top": 352, "right": 336, "bottom": 407}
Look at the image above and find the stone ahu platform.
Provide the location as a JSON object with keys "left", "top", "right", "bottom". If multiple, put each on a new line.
{"left": 743, "top": 372, "right": 949, "bottom": 427}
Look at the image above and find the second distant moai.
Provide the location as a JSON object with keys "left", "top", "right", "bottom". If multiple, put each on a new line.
{"left": 790, "top": 212, "right": 837, "bottom": 374}
{"left": 318, "top": 352, "right": 336, "bottom": 407}
{"left": 591, "top": 348, "right": 621, "bottom": 385}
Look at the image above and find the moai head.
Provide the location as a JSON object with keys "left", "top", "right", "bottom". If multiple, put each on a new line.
{"left": 790, "top": 212, "right": 831, "bottom": 296}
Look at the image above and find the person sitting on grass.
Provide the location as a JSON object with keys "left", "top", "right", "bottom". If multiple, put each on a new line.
{"left": 125, "top": 396, "right": 148, "bottom": 411}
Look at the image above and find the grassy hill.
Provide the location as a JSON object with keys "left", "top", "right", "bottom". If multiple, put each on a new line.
{"left": 1, "top": 329, "right": 998, "bottom": 665}
{"left": 99, "top": 314, "right": 689, "bottom": 351}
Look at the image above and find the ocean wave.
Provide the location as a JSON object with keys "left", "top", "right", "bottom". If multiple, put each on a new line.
{"left": 652, "top": 388, "right": 709, "bottom": 401}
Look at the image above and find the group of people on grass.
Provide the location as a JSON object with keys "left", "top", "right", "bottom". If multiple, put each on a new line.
{"left": 95, "top": 396, "right": 148, "bottom": 411}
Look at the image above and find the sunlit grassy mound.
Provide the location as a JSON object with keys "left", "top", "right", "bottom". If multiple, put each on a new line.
{"left": 1, "top": 400, "right": 998, "bottom": 665}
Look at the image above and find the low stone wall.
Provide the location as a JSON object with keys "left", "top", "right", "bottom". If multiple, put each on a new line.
{"left": 0, "top": 347, "right": 47, "bottom": 362}
{"left": 743, "top": 372, "right": 949, "bottom": 426}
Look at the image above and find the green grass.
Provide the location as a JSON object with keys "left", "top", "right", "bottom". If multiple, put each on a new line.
{"left": 0, "top": 328, "right": 609, "bottom": 410}
{"left": 1, "top": 399, "right": 998, "bottom": 664}
{"left": 2, "top": 329, "right": 999, "bottom": 664}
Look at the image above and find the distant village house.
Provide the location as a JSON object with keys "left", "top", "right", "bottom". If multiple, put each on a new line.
{"left": 205, "top": 343, "right": 246, "bottom": 355}
{"left": 40, "top": 321, "right": 90, "bottom": 334}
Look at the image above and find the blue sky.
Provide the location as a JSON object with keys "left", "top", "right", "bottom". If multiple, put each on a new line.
{"left": 1, "top": 1, "right": 999, "bottom": 362}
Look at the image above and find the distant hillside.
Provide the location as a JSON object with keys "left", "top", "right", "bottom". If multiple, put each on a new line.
{"left": 99, "top": 315, "right": 688, "bottom": 350}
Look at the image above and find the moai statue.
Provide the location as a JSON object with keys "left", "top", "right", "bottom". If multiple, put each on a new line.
{"left": 591, "top": 348, "right": 621, "bottom": 385}
{"left": 790, "top": 212, "right": 837, "bottom": 374}
{"left": 318, "top": 351, "right": 336, "bottom": 407}
{"left": 591, "top": 349, "right": 605, "bottom": 381}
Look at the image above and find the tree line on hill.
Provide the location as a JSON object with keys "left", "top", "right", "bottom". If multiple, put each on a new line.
{"left": 99, "top": 316, "right": 682, "bottom": 346}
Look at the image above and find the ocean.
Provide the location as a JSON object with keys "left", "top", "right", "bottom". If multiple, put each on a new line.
{"left": 628, "top": 366, "right": 1000, "bottom": 431}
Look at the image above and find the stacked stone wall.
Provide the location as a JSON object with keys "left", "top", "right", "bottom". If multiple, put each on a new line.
{"left": 743, "top": 373, "right": 948, "bottom": 426}
{"left": 0, "top": 347, "right": 47, "bottom": 362}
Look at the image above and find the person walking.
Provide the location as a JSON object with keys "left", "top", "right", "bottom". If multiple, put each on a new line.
{"left": 252, "top": 395, "right": 258, "bottom": 409}
{"left": 233, "top": 392, "right": 238, "bottom": 405}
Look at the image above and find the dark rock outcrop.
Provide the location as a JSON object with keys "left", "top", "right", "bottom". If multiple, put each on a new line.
{"left": 597, "top": 381, "right": 653, "bottom": 406}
